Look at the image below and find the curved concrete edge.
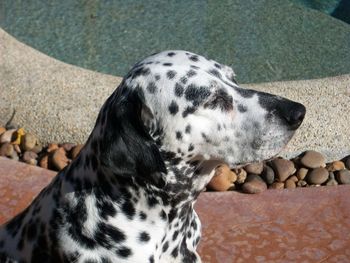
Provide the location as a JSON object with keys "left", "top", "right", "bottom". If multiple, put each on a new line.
{"left": 1, "top": 28, "right": 349, "bottom": 160}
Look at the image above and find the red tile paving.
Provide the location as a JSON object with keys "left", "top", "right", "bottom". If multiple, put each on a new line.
{"left": 1, "top": 157, "right": 350, "bottom": 262}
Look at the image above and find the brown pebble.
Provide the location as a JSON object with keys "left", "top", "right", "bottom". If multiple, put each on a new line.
{"left": 61, "top": 143, "right": 76, "bottom": 152}
{"left": 261, "top": 165, "right": 275, "bottom": 185}
{"left": 289, "top": 175, "right": 298, "bottom": 183}
{"left": 51, "top": 147, "right": 70, "bottom": 171}
{"left": 270, "top": 182, "right": 285, "bottom": 190}
{"left": 297, "top": 168, "right": 308, "bottom": 180}
{"left": 0, "top": 143, "right": 14, "bottom": 157}
{"left": 22, "top": 151, "right": 38, "bottom": 166}
{"left": 71, "top": 144, "right": 84, "bottom": 159}
{"left": 0, "top": 129, "right": 16, "bottom": 144}
{"left": 297, "top": 180, "right": 307, "bottom": 187}
{"left": 306, "top": 168, "right": 329, "bottom": 185}
{"left": 241, "top": 174, "right": 267, "bottom": 194}
{"left": 270, "top": 158, "right": 296, "bottom": 182}
{"left": 285, "top": 179, "right": 296, "bottom": 189}
{"left": 326, "top": 172, "right": 338, "bottom": 186}
{"left": 0, "top": 127, "right": 6, "bottom": 135}
{"left": 21, "top": 133, "right": 38, "bottom": 151}
{"left": 326, "top": 161, "right": 345, "bottom": 172}
{"left": 31, "top": 144, "right": 43, "bottom": 154}
{"left": 47, "top": 143, "right": 59, "bottom": 153}
{"left": 208, "top": 164, "right": 237, "bottom": 191}
{"left": 336, "top": 169, "right": 350, "bottom": 184}
{"left": 39, "top": 155, "right": 49, "bottom": 169}
{"left": 244, "top": 162, "right": 264, "bottom": 174}
{"left": 300, "top": 150, "right": 326, "bottom": 169}
{"left": 235, "top": 168, "right": 247, "bottom": 184}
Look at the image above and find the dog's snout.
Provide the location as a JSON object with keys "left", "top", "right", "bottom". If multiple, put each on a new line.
{"left": 279, "top": 101, "right": 306, "bottom": 130}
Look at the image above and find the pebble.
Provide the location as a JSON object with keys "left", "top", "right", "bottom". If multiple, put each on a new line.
{"left": 0, "top": 129, "right": 16, "bottom": 144}
{"left": 297, "top": 180, "right": 307, "bottom": 187}
{"left": 241, "top": 174, "right": 267, "bottom": 194}
{"left": 300, "top": 150, "right": 326, "bottom": 169}
{"left": 270, "top": 158, "right": 296, "bottom": 182}
{"left": 22, "top": 151, "right": 38, "bottom": 166}
{"left": 296, "top": 168, "right": 308, "bottom": 180}
{"left": 261, "top": 165, "right": 275, "bottom": 185}
{"left": 39, "top": 154, "right": 49, "bottom": 169}
{"left": 343, "top": 156, "right": 350, "bottom": 170}
{"left": 0, "top": 143, "right": 15, "bottom": 157}
{"left": 326, "top": 172, "right": 338, "bottom": 186}
{"left": 0, "top": 127, "right": 6, "bottom": 135}
{"left": 21, "top": 133, "right": 38, "bottom": 151}
{"left": 208, "top": 165, "right": 237, "bottom": 191}
{"left": 326, "top": 161, "right": 345, "bottom": 172}
{"left": 285, "top": 179, "right": 296, "bottom": 189}
{"left": 51, "top": 147, "right": 70, "bottom": 171}
{"left": 31, "top": 144, "right": 43, "bottom": 154}
{"left": 61, "top": 143, "right": 76, "bottom": 152}
{"left": 71, "top": 144, "right": 84, "bottom": 159}
{"left": 244, "top": 162, "right": 264, "bottom": 174}
{"left": 336, "top": 169, "right": 350, "bottom": 184}
{"left": 306, "top": 168, "right": 329, "bottom": 185}
{"left": 235, "top": 168, "right": 247, "bottom": 184}
{"left": 270, "top": 182, "right": 284, "bottom": 190}
{"left": 47, "top": 143, "right": 59, "bottom": 153}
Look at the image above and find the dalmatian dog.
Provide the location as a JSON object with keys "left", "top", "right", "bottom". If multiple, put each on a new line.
{"left": 0, "top": 50, "right": 305, "bottom": 263}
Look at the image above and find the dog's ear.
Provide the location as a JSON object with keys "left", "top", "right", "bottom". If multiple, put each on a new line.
{"left": 99, "top": 82, "right": 166, "bottom": 187}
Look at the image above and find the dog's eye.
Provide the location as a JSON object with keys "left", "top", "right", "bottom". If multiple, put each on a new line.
{"left": 204, "top": 89, "right": 233, "bottom": 112}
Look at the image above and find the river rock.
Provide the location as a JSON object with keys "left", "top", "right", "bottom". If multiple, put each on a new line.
{"left": 0, "top": 143, "right": 14, "bottom": 157}
{"left": 241, "top": 174, "right": 267, "bottom": 194}
{"left": 261, "top": 165, "right": 275, "bottom": 184}
{"left": 208, "top": 164, "right": 237, "bottom": 191}
{"left": 300, "top": 150, "right": 326, "bottom": 169}
{"left": 0, "top": 129, "right": 16, "bottom": 144}
{"left": 336, "top": 169, "right": 350, "bottom": 184}
{"left": 51, "top": 147, "right": 70, "bottom": 171}
{"left": 326, "top": 161, "right": 345, "bottom": 172}
{"left": 270, "top": 182, "right": 284, "bottom": 189}
{"left": 21, "top": 133, "right": 38, "bottom": 151}
{"left": 244, "top": 162, "right": 264, "bottom": 174}
{"left": 326, "top": 172, "right": 338, "bottom": 186}
{"left": 270, "top": 158, "right": 296, "bottom": 182}
{"left": 285, "top": 179, "right": 296, "bottom": 189}
{"left": 297, "top": 168, "right": 308, "bottom": 180}
{"left": 306, "top": 168, "right": 329, "bottom": 184}
{"left": 22, "top": 151, "right": 38, "bottom": 166}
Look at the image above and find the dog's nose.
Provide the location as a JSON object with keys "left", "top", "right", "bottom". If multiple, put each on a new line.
{"left": 279, "top": 101, "right": 306, "bottom": 130}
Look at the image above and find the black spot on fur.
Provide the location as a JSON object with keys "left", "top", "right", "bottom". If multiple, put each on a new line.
{"left": 172, "top": 230, "right": 179, "bottom": 241}
{"left": 171, "top": 247, "right": 179, "bottom": 258}
{"left": 188, "top": 144, "right": 194, "bottom": 152}
{"left": 160, "top": 210, "right": 167, "bottom": 221}
{"left": 180, "top": 76, "right": 188, "bottom": 84}
{"left": 186, "top": 69, "right": 197, "bottom": 78}
{"left": 209, "top": 68, "right": 222, "bottom": 79}
{"left": 189, "top": 55, "right": 199, "bottom": 62}
{"left": 174, "top": 83, "right": 184, "bottom": 97}
{"left": 182, "top": 106, "right": 196, "bottom": 118}
{"left": 238, "top": 104, "right": 248, "bottom": 112}
{"left": 147, "top": 82, "right": 157, "bottom": 93}
{"left": 190, "top": 65, "right": 200, "bottom": 69}
{"left": 204, "top": 88, "right": 233, "bottom": 112}
{"left": 185, "top": 125, "right": 191, "bottom": 134}
{"left": 236, "top": 87, "right": 255, "bottom": 98}
{"left": 167, "top": 70, "right": 177, "bottom": 79}
{"left": 167, "top": 52, "right": 176, "bottom": 57}
{"left": 139, "top": 231, "right": 151, "bottom": 242}
{"left": 214, "top": 63, "right": 222, "bottom": 69}
{"left": 185, "top": 84, "right": 211, "bottom": 106}
{"left": 116, "top": 246, "right": 132, "bottom": 258}
{"left": 162, "top": 241, "right": 169, "bottom": 252}
{"left": 139, "top": 211, "right": 147, "bottom": 220}
{"left": 133, "top": 67, "right": 151, "bottom": 77}
{"left": 176, "top": 131, "right": 182, "bottom": 140}
{"left": 168, "top": 101, "right": 179, "bottom": 115}
{"left": 121, "top": 201, "right": 135, "bottom": 220}
{"left": 163, "top": 63, "right": 172, "bottom": 66}
{"left": 155, "top": 74, "right": 161, "bottom": 81}
{"left": 149, "top": 255, "right": 155, "bottom": 263}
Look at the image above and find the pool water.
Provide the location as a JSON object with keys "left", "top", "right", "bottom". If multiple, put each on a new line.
{"left": 1, "top": 0, "right": 349, "bottom": 83}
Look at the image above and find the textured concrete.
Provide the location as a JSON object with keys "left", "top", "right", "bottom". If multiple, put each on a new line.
{"left": 1, "top": 157, "right": 350, "bottom": 262}
{"left": 0, "top": 28, "right": 349, "bottom": 161}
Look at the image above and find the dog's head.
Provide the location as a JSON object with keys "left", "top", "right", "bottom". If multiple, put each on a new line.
{"left": 93, "top": 50, "right": 305, "bottom": 193}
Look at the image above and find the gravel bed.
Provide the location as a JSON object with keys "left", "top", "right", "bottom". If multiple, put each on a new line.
{"left": 1, "top": 127, "right": 349, "bottom": 193}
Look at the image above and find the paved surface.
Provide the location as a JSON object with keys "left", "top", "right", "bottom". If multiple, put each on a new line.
{"left": 0, "top": 28, "right": 349, "bottom": 160}
{"left": 1, "top": 157, "right": 350, "bottom": 262}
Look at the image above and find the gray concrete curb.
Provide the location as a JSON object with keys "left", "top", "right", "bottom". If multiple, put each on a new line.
{"left": 1, "top": 28, "right": 349, "bottom": 161}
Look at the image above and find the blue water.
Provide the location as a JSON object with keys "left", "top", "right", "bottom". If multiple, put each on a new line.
{"left": 1, "top": 0, "right": 349, "bottom": 83}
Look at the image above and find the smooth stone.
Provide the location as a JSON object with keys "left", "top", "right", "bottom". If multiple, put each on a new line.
{"left": 336, "top": 169, "right": 350, "bottom": 184}
{"left": 306, "top": 168, "right": 329, "bottom": 185}
{"left": 61, "top": 143, "right": 76, "bottom": 152}
{"left": 0, "top": 127, "right": 6, "bottom": 135}
{"left": 285, "top": 179, "right": 296, "bottom": 189}
{"left": 0, "top": 129, "right": 16, "bottom": 144}
{"left": 326, "top": 161, "right": 345, "bottom": 172}
{"left": 71, "top": 144, "right": 84, "bottom": 159}
{"left": 300, "top": 150, "right": 326, "bottom": 169}
{"left": 39, "top": 154, "right": 49, "bottom": 169}
{"left": 21, "top": 133, "right": 38, "bottom": 151}
{"left": 241, "top": 174, "right": 267, "bottom": 194}
{"left": 0, "top": 143, "right": 14, "bottom": 157}
{"left": 22, "top": 151, "right": 38, "bottom": 166}
{"left": 235, "top": 168, "right": 247, "bottom": 184}
{"left": 208, "top": 164, "right": 237, "bottom": 191}
{"left": 47, "top": 143, "right": 59, "bottom": 153}
{"left": 326, "top": 172, "right": 338, "bottom": 186}
{"left": 270, "top": 182, "right": 285, "bottom": 190}
{"left": 270, "top": 158, "right": 296, "bottom": 182}
{"left": 261, "top": 165, "right": 275, "bottom": 185}
{"left": 297, "top": 168, "right": 309, "bottom": 180}
{"left": 244, "top": 162, "right": 264, "bottom": 175}
{"left": 289, "top": 175, "right": 298, "bottom": 183}
{"left": 51, "top": 147, "right": 70, "bottom": 171}
{"left": 297, "top": 180, "right": 307, "bottom": 187}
